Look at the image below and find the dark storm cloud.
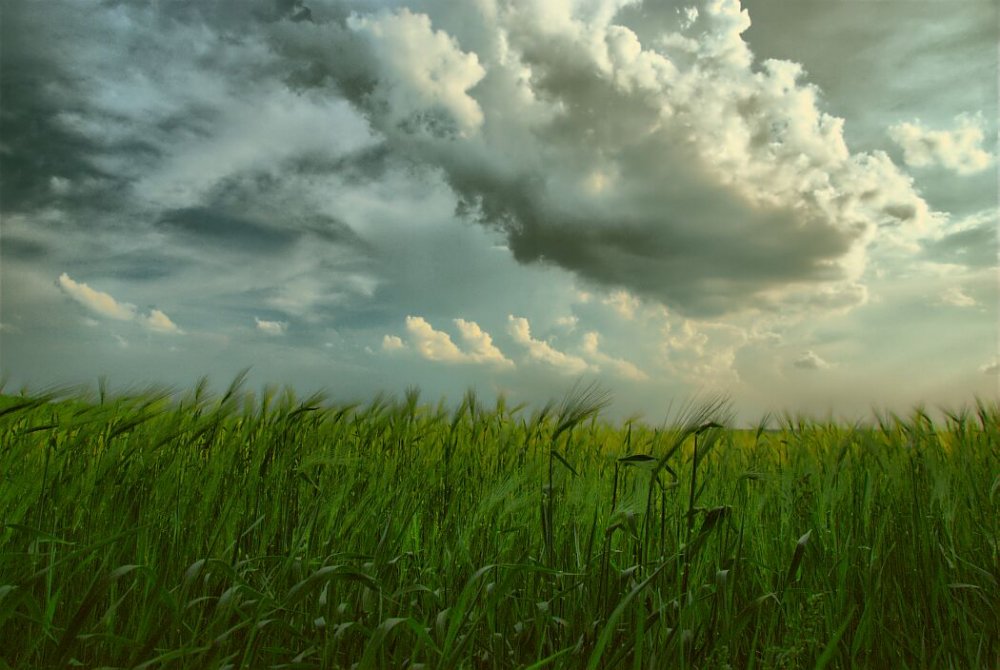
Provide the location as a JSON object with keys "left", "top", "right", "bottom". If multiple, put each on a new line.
{"left": 254, "top": 0, "right": 937, "bottom": 315}
{"left": 158, "top": 207, "right": 301, "bottom": 252}
{"left": 92, "top": 252, "right": 193, "bottom": 283}
{"left": 0, "top": 5, "right": 129, "bottom": 213}
{"left": 1, "top": 0, "right": 372, "bottom": 256}
{"left": 197, "top": 169, "right": 372, "bottom": 250}
{"left": 451, "top": 155, "right": 855, "bottom": 314}
{"left": 2, "top": 237, "right": 49, "bottom": 262}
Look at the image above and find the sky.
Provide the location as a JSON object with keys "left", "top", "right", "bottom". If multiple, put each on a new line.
{"left": 1, "top": 0, "right": 997, "bottom": 422}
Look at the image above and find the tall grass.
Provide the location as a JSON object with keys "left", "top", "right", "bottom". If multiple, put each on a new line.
{"left": 0, "top": 380, "right": 996, "bottom": 668}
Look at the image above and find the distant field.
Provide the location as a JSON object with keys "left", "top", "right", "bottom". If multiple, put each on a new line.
{"left": 1, "top": 379, "right": 996, "bottom": 669}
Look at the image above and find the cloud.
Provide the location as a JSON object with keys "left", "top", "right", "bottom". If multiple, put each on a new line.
{"left": 981, "top": 361, "right": 999, "bottom": 376}
{"left": 405, "top": 316, "right": 466, "bottom": 362}
{"left": 13, "top": 0, "right": 948, "bottom": 334}
{"left": 889, "top": 114, "right": 995, "bottom": 175}
{"left": 454, "top": 318, "right": 515, "bottom": 368}
{"left": 57, "top": 273, "right": 137, "bottom": 321}
{"left": 793, "top": 350, "right": 831, "bottom": 370}
{"left": 581, "top": 331, "right": 647, "bottom": 381}
{"left": 57, "top": 272, "right": 184, "bottom": 334}
{"left": 255, "top": 317, "right": 288, "bottom": 335}
{"left": 403, "top": 316, "right": 513, "bottom": 368}
{"left": 507, "top": 315, "right": 592, "bottom": 375}
{"left": 278, "top": 0, "right": 939, "bottom": 317}
{"left": 921, "top": 209, "right": 998, "bottom": 269}
{"left": 143, "top": 309, "right": 183, "bottom": 334}
{"left": 939, "top": 287, "right": 977, "bottom": 308}
{"left": 602, "top": 290, "right": 641, "bottom": 320}
{"left": 382, "top": 334, "right": 405, "bottom": 351}
{"left": 348, "top": 8, "right": 487, "bottom": 137}
{"left": 660, "top": 317, "right": 745, "bottom": 386}
{"left": 555, "top": 315, "right": 579, "bottom": 330}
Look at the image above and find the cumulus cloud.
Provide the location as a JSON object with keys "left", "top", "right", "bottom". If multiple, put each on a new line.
{"left": 555, "top": 315, "right": 579, "bottom": 330}
{"left": 981, "top": 360, "right": 999, "bottom": 376}
{"left": 276, "top": 0, "right": 938, "bottom": 317}
{"left": 454, "top": 318, "right": 515, "bottom": 368}
{"left": 348, "top": 9, "right": 487, "bottom": 137}
{"left": 793, "top": 350, "right": 831, "bottom": 370}
{"left": 143, "top": 309, "right": 183, "bottom": 334}
{"left": 16, "top": 0, "right": 946, "bottom": 329}
{"left": 661, "top": 317, "right": 745, "bottom": 386}
{"left": 382, "top": 334, "right": 405, "bottom": 351}
{"left": 581, "top": 331, "right": 647, "bottom": 380}
{"left": 403, "top": 316, "right": 513, "bottom": 367}
{"left": 255, "top": 317, "right": 288, "bottom": 335}
{"left": 507, "top": 315, "right": 592, "bottom": 375}
{"left": 889, "top": 114, "right": 995, "bottom": 175}
{"left": 57, "top": 273, "right": 182, "bottom": 333}
{"left": 405, "top": 316, "right": 466, "bottom": 362}
{"left": 57, "top": 273, "right": 136, "bottom": 321}
{"left": 603, "top": 290, "right": 641, "bottom": 320}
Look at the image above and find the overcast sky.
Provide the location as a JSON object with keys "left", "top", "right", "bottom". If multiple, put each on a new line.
{"left": 2, "top": 0, "right": 997, "bottom": 422}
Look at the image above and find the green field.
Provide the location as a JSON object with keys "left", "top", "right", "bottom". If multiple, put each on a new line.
{"left": 1, "top": 378, "right": 996, "bottom": 669}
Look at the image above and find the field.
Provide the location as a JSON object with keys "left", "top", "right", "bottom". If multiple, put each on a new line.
{"left": 1, "top": 377, "right": 996, "bottom": 669}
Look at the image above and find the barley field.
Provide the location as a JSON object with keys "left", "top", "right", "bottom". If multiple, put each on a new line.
{"left": 1, "top": 377, "right": 996, "bottom": 669}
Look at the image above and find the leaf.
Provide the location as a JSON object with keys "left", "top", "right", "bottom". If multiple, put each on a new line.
{"left": 783, "top": 530, "right": 812, "bottom": 591}
{"left": 550, "top": 450, "right": 579, "bottom": 477}
{"left": 618, "top": 454, "right": 657, "bottom": 469}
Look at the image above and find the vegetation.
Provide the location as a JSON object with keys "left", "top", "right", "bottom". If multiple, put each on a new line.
{"left": 1, "top": 376, "right": 996, "bottom": 669}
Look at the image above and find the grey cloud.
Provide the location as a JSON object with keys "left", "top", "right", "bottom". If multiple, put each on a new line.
{"left": 922, "top": 217, "right": 998, "bottom": 269}
{"left": 259, "top": 1, "right": 934, "bottom": 316}
{"left": 158, "top": 207, "right": 301, "bottom": 253}
{"left": 289, "top": 143, "right": 400, "bottom": 184}
{"left": 2, "top": 237, "right": 49, "bottom": 262}
{"left": 197, "top": 170, "right": 373, "bottom": 251}
{"left": 0, "top": 6, "right": 129, "bottom": 214}
{"left": 85, "top": 252, "right": 193, "bottom": 283}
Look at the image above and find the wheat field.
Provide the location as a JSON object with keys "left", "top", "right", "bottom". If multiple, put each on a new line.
{"left": 1, "top": 377, "right": 996, "bottom": 668}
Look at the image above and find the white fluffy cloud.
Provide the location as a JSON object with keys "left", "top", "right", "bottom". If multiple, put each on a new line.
{"left": 57, "top": 273, "right": 136, "bottom": 321}
{"left": 348, "top": 8, "right": 487, "bottom": 137}
{"left": 255, "top": 317, "right": 288, "bottom": 335}
{"left": 143, "top": 309, "right": 183, "bottom": 334}
{"left": 889, "top": 114, "right": 995, "bottom": 175}
{"left": 57, "top": 273, "right": 182, "bottom": 334}
{"left": 660, "top": 317, "right": 746, "bottom": 387}
{"left": 602, "top": 290, "right": 641, "bottom": 320}
{"left": 507, "top": 315, "right": 592, "bottom": 375}
{"left": 581, "top": 331, "right": 647, "bottom": 380}
{"left": 382, "top": 334, "right": 405, "bottom": 351}
{"left": 454, "top": 318, "right": 515, "bottom": 368}
{"left": 402, "top": 316, "right": 513, "bottom": 367}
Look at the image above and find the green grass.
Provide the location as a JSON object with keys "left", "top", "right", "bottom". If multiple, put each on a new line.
{"left": 0, "top": 378, "right": 996, "bottom": 669}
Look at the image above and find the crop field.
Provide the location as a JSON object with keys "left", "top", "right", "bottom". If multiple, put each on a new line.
{"left": 0, "top": 377, "right": 996, "bottom": 669}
